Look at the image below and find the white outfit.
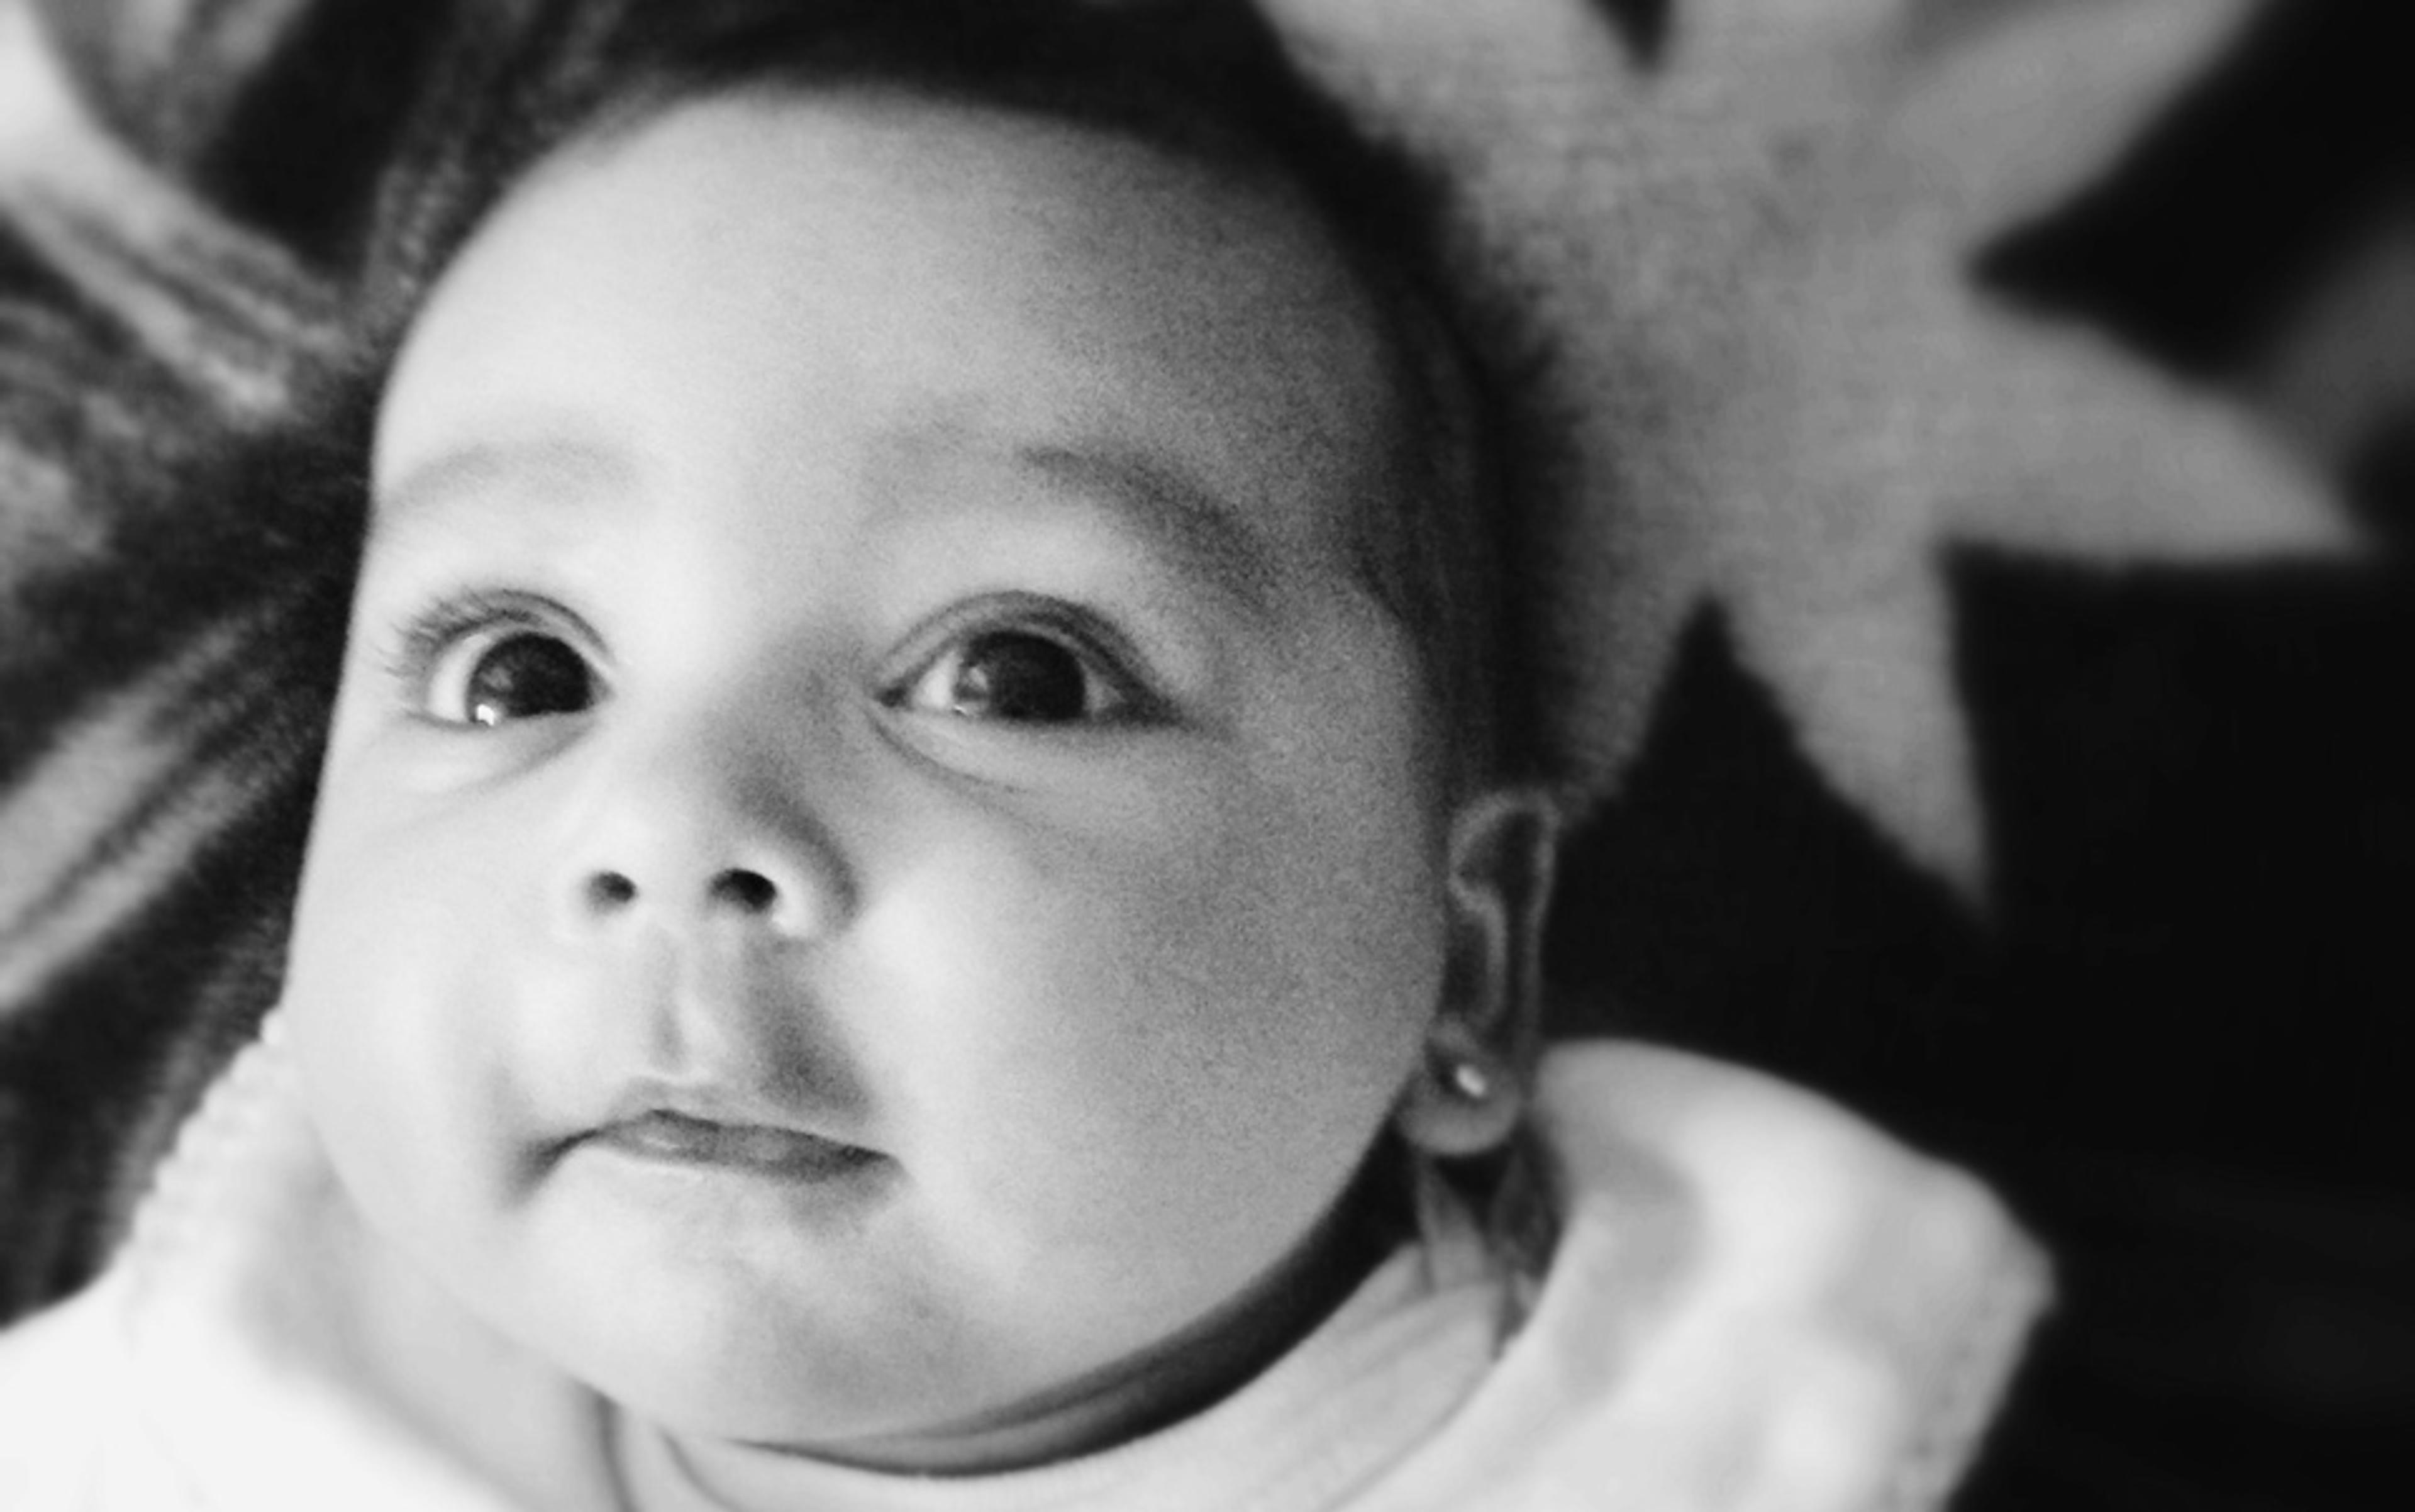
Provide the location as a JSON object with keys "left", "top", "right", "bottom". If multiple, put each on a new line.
{"left": 0, "top": 1025, "right": 2048, "bottom": 1511}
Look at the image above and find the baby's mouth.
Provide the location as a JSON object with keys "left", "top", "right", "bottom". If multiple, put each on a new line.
{"left": 580, "top": 1072, "right": 882, "bottom": 1181}
{"left": 595, "top": 1110, "right": 879, "bottom": 1179}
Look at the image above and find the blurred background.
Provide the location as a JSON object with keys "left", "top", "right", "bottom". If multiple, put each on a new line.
{"left": 1550, "top": 4, "right": 2415, "bottom": 1502}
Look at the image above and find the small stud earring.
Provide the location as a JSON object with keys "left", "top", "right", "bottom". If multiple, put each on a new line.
{"left": 1446, "top": 1056, "right": 1492, "bottom": 1102}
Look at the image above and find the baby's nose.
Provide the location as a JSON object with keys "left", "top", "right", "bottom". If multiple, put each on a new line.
{"left": 571, "top": 845, "right": 849, "bottom": 938}
{"left": 570, "top": 838, "right": 852, "bottom": 941}
{"left": 581, "top": 862, "right": 806, "bottom": 921}
{"left": 555, "top": 726, "right": 855, "bottom": 942}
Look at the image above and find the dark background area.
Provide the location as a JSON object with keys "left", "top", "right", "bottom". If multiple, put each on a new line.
{"left": 1550, "top": 5, "right": 2415, "bottom": 1503}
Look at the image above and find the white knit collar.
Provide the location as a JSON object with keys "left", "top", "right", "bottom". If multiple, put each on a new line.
{"left": 110, "top": 1027, "right": 2051, "bottom": 1512}
{"left": 114, "top": 1019, "right": 1506, "bottom": 1512}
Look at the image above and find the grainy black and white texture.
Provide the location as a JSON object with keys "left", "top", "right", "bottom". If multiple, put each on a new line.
{"left": 1, "top": 1, "right": 2409, "bottom": 1506}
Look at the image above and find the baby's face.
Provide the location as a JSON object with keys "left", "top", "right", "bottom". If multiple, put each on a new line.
{"left": 285, "top": 95, "right": 1455, "bottom": 1462}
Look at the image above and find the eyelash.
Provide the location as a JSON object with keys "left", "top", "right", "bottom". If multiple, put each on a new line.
{"left": 382, "top": 589, "right": 602, "bottom": 725}
{"left": 881, "top": 597, "right": 1165, "bottom": 728}
{"left": 379, "top": 591, "right": 1164, "bottom": 730}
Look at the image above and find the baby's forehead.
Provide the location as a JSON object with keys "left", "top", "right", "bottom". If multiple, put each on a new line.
{"left": 372, "top": 92, "right": 1410, "bottom": 572}
{"left": 369, "top": 412, "right": 1296, "bottom": 622}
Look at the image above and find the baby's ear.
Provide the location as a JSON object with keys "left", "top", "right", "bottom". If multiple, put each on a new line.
{"left": 1394, "top": 787, "right": 1560, "bottom": 1159}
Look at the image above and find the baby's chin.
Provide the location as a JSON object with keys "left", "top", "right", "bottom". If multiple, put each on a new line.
{"left": 594, "top": 1303, "right": 1262, "bottom": 1479}
{"left": 556, "top": 1299, "right": 1207, "bottom": 1475}
{"left": 623, "top": 1203, "right": 1381, "bottom": 1474}
{"left": 455, "top": 1216, "right": 994, "bottom": 1453}
{"left": 479, "top": 1204, "right": 1347, "bottom": 1476}
{"left": 433, "top": 1206, "right": 1170, "bottom": 1467}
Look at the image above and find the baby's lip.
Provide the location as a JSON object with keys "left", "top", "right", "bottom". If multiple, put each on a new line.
{"left": 579, "top": 1078, "right": 881, "bottom": 1177}
{"left": 594, "top": 1110, "right": 878, "bottom": 1179}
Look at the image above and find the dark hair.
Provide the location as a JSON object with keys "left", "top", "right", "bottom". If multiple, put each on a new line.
{"left": 351, "top": 0, "right": 1532, "bottom": 799}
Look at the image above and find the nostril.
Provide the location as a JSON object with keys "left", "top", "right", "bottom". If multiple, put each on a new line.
{"left": 706, "top": 867, "right": 779, "bottom": 913}
{"left": 586, "top": 872, "right": 638, "bottom": 910}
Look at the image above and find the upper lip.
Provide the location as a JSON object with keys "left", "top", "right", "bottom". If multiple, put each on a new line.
{"left": 591, "top": 1076, "right": 870, "bottom": 1151}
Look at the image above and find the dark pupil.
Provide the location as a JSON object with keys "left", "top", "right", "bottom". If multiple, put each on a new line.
{"left": 950, "top": 631, "right": 1088, "bottom": 721}
{"left": 465, "top": 634, "right": 593, "bottom": 725}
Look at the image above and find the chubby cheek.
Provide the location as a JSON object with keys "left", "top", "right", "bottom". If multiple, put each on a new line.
{"left": 876, "top": 760, "right": 1446, "bottom": 1297}
{"left": 280, "top": 770, "right": 555, "bottom": 1287}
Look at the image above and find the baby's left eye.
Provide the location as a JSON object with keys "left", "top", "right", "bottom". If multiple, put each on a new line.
{"left": 896, "top": 628, "right": 1137, "bottom": 725}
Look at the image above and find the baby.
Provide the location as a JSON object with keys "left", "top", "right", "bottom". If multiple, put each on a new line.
{"left": 0, "top": 3, "right": 2047, "bottom": 1508}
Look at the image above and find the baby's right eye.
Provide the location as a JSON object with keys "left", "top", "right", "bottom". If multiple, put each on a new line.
{"left": 443, "top": 632, "right": 597, "bottom": 726}
{"left": 401, "top": 602, "right": 603, "bottom": 727}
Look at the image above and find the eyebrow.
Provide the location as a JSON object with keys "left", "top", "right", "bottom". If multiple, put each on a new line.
{"left": 371, "top": 428, "right": 1294, "bottom": 614}
{"left": 1009, "top": 442, "right": 1288, "bottom": 618}
{"left": 370, "top": 434, "right": 639, "bottom": 545}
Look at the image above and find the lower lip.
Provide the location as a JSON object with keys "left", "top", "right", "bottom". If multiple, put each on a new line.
{"left": 590, "top": 1111, "right": 879, "bottom": 1181}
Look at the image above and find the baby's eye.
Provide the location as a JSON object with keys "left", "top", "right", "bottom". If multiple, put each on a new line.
{"left": 896, "top": 627, "right": 1138, "bottom": 725}
{"left": 410, "top": 616, "right": 601, "bottom": 727}
{"left": 451, "top": 632, "right": 596, "bottom": 725}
